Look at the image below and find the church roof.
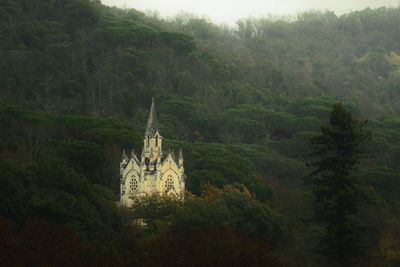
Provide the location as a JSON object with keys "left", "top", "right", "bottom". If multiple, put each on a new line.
{"left": 145, "top": 98, "right": 159, "bottom": 136}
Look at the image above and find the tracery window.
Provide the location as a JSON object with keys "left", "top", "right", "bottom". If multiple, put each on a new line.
{"left": 130, "top": 178, "right": 138, "bottom": 192}
{"left": 165, "top": 176, "right": 174, "bottom": 192}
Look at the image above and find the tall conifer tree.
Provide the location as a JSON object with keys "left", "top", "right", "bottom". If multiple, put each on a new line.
{"left": 306, "top": 103, "right": 369, "bottom": 264}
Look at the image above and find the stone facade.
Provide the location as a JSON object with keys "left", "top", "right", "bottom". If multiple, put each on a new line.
{"left": 119, "top": 99, "right": 185, "bottom": 207}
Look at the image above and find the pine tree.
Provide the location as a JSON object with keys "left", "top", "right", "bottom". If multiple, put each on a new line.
{"left": 306, "top": 103, "right": 370, "bottom": 264}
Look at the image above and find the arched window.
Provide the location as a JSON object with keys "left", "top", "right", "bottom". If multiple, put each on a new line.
{"left": 165, "top": 176, "right": 174, "bottom": 192}
{"left": 130, "top": 178, "right": 138, "bottom": 192}
{"left": 147, "top": 136, "right": 150, "bottom": 147}
{"left": 156, "top": 135, "right": 158, "bottom": 147}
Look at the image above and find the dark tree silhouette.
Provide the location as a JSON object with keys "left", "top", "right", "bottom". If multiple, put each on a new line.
{"left": 306, "top": 103, "right": 370, "bottom": 265}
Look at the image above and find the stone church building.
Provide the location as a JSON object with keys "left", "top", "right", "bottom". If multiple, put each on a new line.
{"left": 119, "top": 99, "right": 185, "bottom": 207}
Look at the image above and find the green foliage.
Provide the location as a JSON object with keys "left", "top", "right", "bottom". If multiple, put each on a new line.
{"left": 1, "top": 0, "right": 400, "bottom": 265}
{"left": 132, "top": 194, "right": 182, "bottom": 232}
{"left": 54, "top": 140, "right": 104, "bottom": 181}
{"left": 172, "top": 198, "right": 233, "bottom": 233}
{"left": 126, "top": 190, "right": 284, "bottom": 265}
{"left": 0, "top": 161, "right": 34, "bottom": 222}
{"left": 0, "top": 159, "right": 117, "bottom": 240}
{"left": 133, "top": 186, "right": 287, "bottom": 244}
{"left": 213, "top": 189, "right": 286, "bottom": 243}
{"left": 306, "top": 103, "right": 371, "bottom": 262}
{"left": 361, "top": 167, "right": 400, "bottom": 202}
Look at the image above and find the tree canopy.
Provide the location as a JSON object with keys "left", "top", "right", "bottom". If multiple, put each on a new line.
{"left": 1, "top": 0, "right": 400, "bottom": 266}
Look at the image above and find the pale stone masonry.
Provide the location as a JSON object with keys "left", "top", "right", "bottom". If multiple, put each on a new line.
{"left": 119, "top": 98, "right": 185, "bottom": 207}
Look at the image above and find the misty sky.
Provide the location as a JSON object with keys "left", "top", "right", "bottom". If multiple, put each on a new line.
{"left": 101, "top": 0, "right": 399, "bottom": 24}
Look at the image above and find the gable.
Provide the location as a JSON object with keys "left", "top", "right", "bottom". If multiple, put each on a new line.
{"left": 122, "top": 157, "right": 141, "bottom": 184}
{"left": 161, "top": 153, "right": 179, "bottom": 173}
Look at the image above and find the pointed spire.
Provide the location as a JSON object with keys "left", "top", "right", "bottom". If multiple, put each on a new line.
{"left": 145, "top": 97, "right": 158, "bottom": 136}
{"left": 121, "top": 149, "right": 128, "bottom": 161}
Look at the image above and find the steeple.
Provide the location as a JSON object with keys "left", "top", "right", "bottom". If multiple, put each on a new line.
{"left": 143, "top": 98, "right": 163, "bottom": 162}
{"left": 145, "top": 98, "right": 159, "bottom": 137}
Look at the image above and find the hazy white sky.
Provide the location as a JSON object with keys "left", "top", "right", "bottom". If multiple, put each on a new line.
{"left": 101, "top": 0, "right": 399, "bottom": 24}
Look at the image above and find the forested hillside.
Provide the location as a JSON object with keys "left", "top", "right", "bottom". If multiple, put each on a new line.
{"left": 1, "top": 0, "right": 400, "bottom": 266}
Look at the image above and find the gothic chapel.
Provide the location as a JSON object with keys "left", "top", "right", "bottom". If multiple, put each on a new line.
{"left": 120, "top": 99, "right": 185, "bottom": 207}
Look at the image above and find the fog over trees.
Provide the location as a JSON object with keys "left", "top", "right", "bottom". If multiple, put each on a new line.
{"left": 101, "top": 0, "right": 399, "bottom": 25}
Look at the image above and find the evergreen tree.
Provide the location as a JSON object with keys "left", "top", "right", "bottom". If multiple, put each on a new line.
{"left": 306, "top": 103, "right": 370, "bottom": 264}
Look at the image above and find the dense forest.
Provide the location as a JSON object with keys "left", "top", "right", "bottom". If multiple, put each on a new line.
{"left": 1, "top": 0, "right": 400, "bottom": 266}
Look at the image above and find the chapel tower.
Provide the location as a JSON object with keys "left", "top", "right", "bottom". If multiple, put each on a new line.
{"left": 120, "top": 99, "right": 185, "bottom": 207}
